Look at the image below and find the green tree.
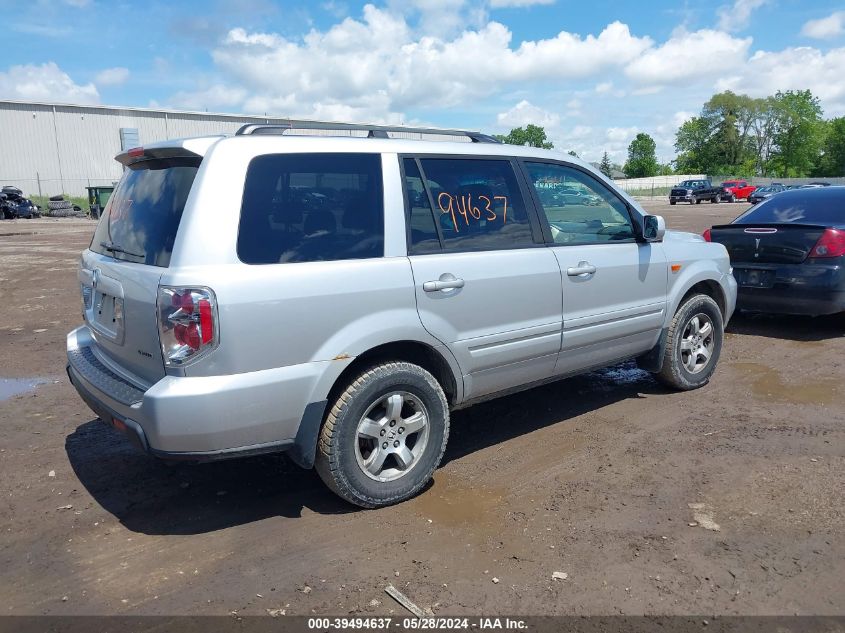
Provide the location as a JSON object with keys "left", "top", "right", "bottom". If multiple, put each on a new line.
{"left": 495, "top": 124, "right": 553, "bottom": 149}
{"left": 624, "top": 133, "right": 659, "bottom": 177}
{"left": 813, "top": 117, "right": 845, "bottom": 176}
{"left": 767, "top": 90, "right": 824, "bottom": 177}
{"left": 599, "top": 151, "right": 613, "bottom": 178}
{"left": 674, "top": 116, "right": 718, "bottom": 173}
{"left": 567, "top": 150, "right": 578, "bottom": 157}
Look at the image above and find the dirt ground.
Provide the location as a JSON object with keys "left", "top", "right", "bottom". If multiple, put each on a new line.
{"left": 0, "top": 201, "right": 842, "bottom": 617}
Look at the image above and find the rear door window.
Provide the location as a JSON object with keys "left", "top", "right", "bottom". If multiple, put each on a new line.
{"left": 238, "top": 153, "right": 383, "bottom": 264}
{"left": 90, "top": 157, "right": 200, "bottom": 267}
{"left": 413, "top": 158, "right": 536, "bottom": 252}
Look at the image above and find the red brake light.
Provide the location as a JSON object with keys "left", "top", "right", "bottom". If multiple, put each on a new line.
{"left": 127, "top": 147, "right": 144, "bottom": 157}
{"left": 158, "top": 287, "right": 218, "bottom": 365}
{"left": 809, "top": 228, "right": 845, "bottom": 258}
{"left": 702, "top": 228, "right": 712, "bottom": 242}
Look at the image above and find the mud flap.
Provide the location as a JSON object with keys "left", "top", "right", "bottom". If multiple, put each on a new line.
{"left": 288, "top": 400, "right": 328, "bottom": 469}
{"left": 636, "top": 327, "right": 669, "bottom": 373}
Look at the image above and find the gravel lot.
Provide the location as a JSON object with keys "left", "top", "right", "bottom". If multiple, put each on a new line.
{"left": 0, "top": 201, "right": 842, "bottom": 617}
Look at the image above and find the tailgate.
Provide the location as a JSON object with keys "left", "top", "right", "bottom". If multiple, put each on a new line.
{"left": 80, "top": 152, "right": 202, "bottom": 384}
{"left": 80, "top": 253, "right": 165, "bottom": 383}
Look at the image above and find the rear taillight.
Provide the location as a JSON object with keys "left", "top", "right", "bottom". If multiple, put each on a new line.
{"left": 808, "top": 228, "right": 845, "bottom": 258}
{"left": 702, "top": 228, "right": 712, "bottom": 242}
{"left": 157, "top": 286, "right": 218, "bottom": 366}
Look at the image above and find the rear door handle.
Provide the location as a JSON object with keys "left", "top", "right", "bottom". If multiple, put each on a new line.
{"left": 423, "top": 274, "right": 465, "bottom": 292}
{"left": 566, "top": 261, "right": 597, "bottom": 277}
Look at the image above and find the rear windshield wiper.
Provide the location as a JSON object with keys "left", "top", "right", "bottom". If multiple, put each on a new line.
{"left": 100, "top": 241, "right": 144, "bottom": 259}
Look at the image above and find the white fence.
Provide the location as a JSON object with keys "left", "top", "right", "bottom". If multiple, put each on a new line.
{"left": 614, "top": 174, "right": 706, "bottom": 194}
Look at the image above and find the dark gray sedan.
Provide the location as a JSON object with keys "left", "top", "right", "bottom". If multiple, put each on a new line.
{"left": 747, "top": 185, "right": 786, "bottom": 205}
{"left": 704, "top": 187, "right": 845, "bottom": 316}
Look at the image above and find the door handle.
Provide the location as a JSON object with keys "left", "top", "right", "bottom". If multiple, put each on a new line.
{"left": 423, "top": 274, "right": 465, "bottom": 292}
{"left": 566, "top": 261, "right": 596, "bottom": 277}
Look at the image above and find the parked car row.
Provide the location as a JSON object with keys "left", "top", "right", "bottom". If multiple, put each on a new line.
{"left": 0, "top": 186, "right": 40, "bottom": 219}
{"left": 670, "top": 179, "right": 835, "bottom": 207}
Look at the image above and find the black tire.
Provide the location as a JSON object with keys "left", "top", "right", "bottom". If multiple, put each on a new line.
{"left": 711, "top": 196, "right": 719, "bottom": 203}
{"left": 654, "top": 294, "right": 723, "bottom": 391}
{"left": 728, "top": 194, "right": 736, "bottom": 203}
{"left": 315, "top": 362, "right": 450, "bottom": 508}
{"left": 48, "top": 195, "right": 64, "bottom": 202}
{"left": 695, "top": 198, "right": 701, "bottom": 204}
{"left": 670, "top": 200, "right": 676, "bottom": 206}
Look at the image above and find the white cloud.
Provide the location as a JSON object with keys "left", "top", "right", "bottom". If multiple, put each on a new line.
{"left": 170, "top": 84, "right": 248, "bottom": 111}
{"left": 801, "top": 11, "right": 845, "bottom": 40}
{"left": 496, "top": 99, "right": 560, "bottom": 128}
{"left": 490, "top": 0, "right": 555, "bottom": 7}
{"left": 0, "top": 62, "right": 98, "bottom": 104}
{"left": 625, "top": 29, "right": 751, "bottom": 86}
{"left": 716, "top": 46, "right": 845, "bottom": 115}
{"left": 95, "top": 67, "right": 129, "bottom": 86}
{"left": 595, "top": 81, "right": 613, "bottom": 94}
{"left": 717, "top": 0, "right": 768, "bottom": 32}
{"left": 188, "top": 7, "right": 651, "bottom": 120}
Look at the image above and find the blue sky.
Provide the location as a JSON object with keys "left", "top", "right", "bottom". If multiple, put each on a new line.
{"left": 1, "top": 0, "right": 844, "bottom": 163}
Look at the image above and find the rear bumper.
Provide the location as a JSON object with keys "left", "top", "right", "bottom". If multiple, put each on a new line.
{"left": 734, "top": 261, "right": 845, "bottom": 316}
{"left": 66, "top": 326, "right": 328, "bottom": 460}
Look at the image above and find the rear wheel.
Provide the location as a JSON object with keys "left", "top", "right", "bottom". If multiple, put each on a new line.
{"left": 695, "top": 198, "right": 701, "bottom": 204}
{"left": 315, "top": 362, "right": 449, "bottom": 508}
{"left": 670, "top": 200, "right": 676, "bottom": 206}
{"left": 728, "top": 194, "right": 736, "bottom": 203}
{"left": 654, "top": 294, "right": 723, "bottom": 391}
{"left": 711, "top": 196, "right": 719, "bottom": 203}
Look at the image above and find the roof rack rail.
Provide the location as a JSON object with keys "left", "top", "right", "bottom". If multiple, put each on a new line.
{"left": 235, "top": 120, "right": 501, "bottom": 144}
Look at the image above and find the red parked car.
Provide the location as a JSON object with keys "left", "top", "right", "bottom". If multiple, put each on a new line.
{"left": 720, "top": 180, "right": 756, "bottom": 202}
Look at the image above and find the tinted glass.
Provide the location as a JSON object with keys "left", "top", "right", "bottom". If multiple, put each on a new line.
{"left": 403, "top": 158, "right": 440, "bottom": 254}
{"left": 238, "top": 153, "right": 383, "bottom": 264}
{"left": 416, "top": 158, "right": 534, "bottom": 252}
{"left": 735, "top": 188, "right": 845, "bottom": 226}
{"left": 525, "top": 162, "right": 636, "bottom": 244}
{"left": 90, "top": 158, "right": 199, "bottom": 267}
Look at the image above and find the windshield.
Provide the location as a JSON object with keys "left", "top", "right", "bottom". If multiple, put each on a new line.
{"left": 735, "top": 189, "right": 845, "bottom": 226}
{"left": 90, "top": 157, "right": 200, "bottom": 267}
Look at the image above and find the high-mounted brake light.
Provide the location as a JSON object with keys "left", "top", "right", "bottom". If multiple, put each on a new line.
{"left": 157, "top": 286, "right": 218, "bottom": 366}
{"left": 702, "top": 228, "right": 712, "bottom": 242}
{"left": 808, "top": 228, "right": 845, "bottom": 259}
{"left": 127, "top": 147, "right": 144, "bottom": 157}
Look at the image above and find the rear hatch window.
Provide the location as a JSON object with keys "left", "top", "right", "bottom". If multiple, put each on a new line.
{"left": 91, "top": 157, "right": 200, "bottom": 267}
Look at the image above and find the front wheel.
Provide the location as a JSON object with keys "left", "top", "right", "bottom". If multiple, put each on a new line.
{"left": 670, "top": 200, "right": 676, "bottom": 206}
{"left": 315, "top": 362, "right": 450, "bottom": 508}
{"left": 695, "top": 198, "right": 701, "bottom": 205}
{"left": 654, "top": 294, "right": 723, "bottom": 390}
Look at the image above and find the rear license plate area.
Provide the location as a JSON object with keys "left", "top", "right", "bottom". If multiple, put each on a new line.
{"left": 735, "top": 268, "right": 774, "bottom": 288}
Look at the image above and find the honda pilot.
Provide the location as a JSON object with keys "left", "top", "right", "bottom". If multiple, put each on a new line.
{"left": 67, "top": 122, "right": 737, "bottom": 508}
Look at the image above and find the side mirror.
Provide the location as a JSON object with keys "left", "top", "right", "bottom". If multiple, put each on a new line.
{"left": 643, "top": 215, "right": 666, "bottom": 242}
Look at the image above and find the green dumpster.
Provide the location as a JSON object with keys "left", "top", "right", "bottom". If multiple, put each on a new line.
{"left": 86, "top": 186, "right": 115, "bottom": 219}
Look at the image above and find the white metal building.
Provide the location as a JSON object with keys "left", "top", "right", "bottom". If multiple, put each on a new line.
{"left": 0, "top": 99, "right": 329, "bottom": 197}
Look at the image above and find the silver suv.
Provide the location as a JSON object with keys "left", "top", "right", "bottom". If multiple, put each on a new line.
{"left": 67, "top": 122, "right": 737, "bottom": 508}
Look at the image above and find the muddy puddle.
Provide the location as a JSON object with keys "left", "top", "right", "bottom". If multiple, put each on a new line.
{"left": 0, "top": 377, "right": 50, "bottom": 401}
{"left": 411, "top": 470, "right": 507, "bottom": 527}
{"left": 731, "top": 362, "right": 841, "bottom": 405}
